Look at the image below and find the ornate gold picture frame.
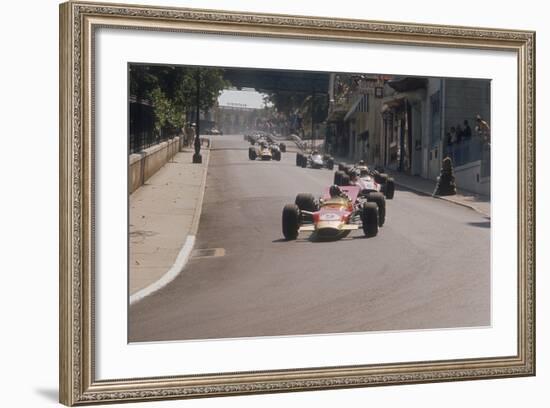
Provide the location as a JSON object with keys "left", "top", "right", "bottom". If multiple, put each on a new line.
{"left": 59, "top": 1, "right": 535, "bottom": 405}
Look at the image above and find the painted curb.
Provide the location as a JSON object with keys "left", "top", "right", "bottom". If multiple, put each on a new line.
{"left": 129, "top": 235, "right": 195, "bottom": 305}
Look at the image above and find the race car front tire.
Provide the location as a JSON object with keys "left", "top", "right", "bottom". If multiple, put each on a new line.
{"left": 282, "top": 204, "right": 300, "bottom": 240}
{"left": 279, "top": 143, "right": 286, "bottom": 152}
{"left": 326, "top": 158, "right": 334, "bottom": 170}
{"left": 361, "top": 202, "right": 379, "bottom": 237}
{"left": 296, "top": 153, "right": 303, "bottom": 166}
{"left": 295, "top": 193, "right": 317, "bottom": 212}
{"left": 273, "top": 150, "right": 281, "bottom": 161}
{"left": 248, "top": 147, "right": 257, "bottom": 160}
{"left": 334, "top": 171, "right": 344, "bottom": 186}
{"left": 366, "top": 192, "right": 386, "bottom": 227}
{"left": 385, "top": 178, "right": 395, "bottom": 199}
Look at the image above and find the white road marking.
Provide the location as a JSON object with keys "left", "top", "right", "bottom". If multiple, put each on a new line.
{"left": 129, "top": 235, "right": 196, "bottom": 305}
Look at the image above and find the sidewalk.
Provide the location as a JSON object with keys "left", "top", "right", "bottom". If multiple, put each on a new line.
{"left": 383, "top": 169, "right": 491, "bottom": 218}
{"left": 129, "top": 147, "right": 210, "bottom": 300}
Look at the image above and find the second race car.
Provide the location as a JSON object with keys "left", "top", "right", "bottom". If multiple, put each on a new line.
{"left": 334, "top": 161, "right": 395, "bottom": 199}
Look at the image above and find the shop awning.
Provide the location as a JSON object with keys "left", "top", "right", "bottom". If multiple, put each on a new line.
{"left": 387, "top": 77, "right": 427, "bottom": 92}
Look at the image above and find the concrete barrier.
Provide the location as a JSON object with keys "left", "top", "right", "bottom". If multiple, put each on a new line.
{"left": 129, "top": 137, "right": 181, "bottom": 194}
{"left": 454, "top": 160, "right": 490, "bottom": 196}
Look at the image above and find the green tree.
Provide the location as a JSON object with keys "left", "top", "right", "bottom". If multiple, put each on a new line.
{"left": 130, "top": 65, "right": 229, "bottom": 137}
{"left": 262, "top": 91, "right": 308, "bottom": 117}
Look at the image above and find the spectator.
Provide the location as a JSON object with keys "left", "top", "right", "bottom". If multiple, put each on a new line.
{"left": 475, "top": 114, "right": 491, "bottom": 145}
{"left": 456, "top": 124, "right": 464, "bottom": 144}
{"left": 463, "top": 119, "right": 472, "bottom": 140}
{"left": 449, "top": 126, "right": 457, "bottom": 144}
{"left": 445, "top": 132, "right": 453, "bottom": 157}
{"left": 445, "top": 132, "right": 452, "bottom": 145}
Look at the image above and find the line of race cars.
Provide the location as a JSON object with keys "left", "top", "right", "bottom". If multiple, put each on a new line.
{"left": 241, "top": 134, "right": 396, "bottom": 241}
{"left": 282, "top": 158, "right": 395, "bottom": 241}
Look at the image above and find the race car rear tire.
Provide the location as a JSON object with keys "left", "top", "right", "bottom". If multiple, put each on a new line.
{"left": 301, "top": 156, "right": 307, "bottom": 168}
{"left": 273, "top": 150, "right": 281, "bottom": 161}
{"left": 385, "top": 178, "right": 395, "bottom": 199}
{"left": 361, "top": 202, "right": 379, "bottom": 237}
{"left": 248, "top": 147, "right": 257, "bottom": 160}
{"left": 282, "top": 204, "right": 300, "bottom": 240}
{"left": 366, "top": 192, "right": 386, "bottom": 227}
{"left": 295, "top": 193, "right": 317, "bottom": 212}
{"left": 340, "top": 174, "right": 351, "bottom": 186}
{"left": 279, "top": 143, "right": 286, "bottom": 152}
{"left": 334, "top": 171, "right": 345, "bottom": 186}
{"left": 296, "top": 153, "right": 303, "bottom": 166}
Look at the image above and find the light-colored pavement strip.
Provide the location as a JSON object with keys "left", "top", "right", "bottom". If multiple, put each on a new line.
{"left": 129, "top": 147, "right": 210, "bottom": 303}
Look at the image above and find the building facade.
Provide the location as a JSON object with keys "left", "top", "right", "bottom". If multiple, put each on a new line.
{"left": 381, "top": 77, "right": 491, "bottom": 195}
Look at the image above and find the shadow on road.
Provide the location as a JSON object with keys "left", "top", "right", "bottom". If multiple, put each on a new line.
{"left": 467, "top": 221, "right": 491, "bottom": 228}
{"left": 272, "top": 231, "right": 365, "bottom": 244}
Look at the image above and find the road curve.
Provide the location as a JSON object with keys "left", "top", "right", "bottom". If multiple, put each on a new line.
{"left": 129, "top": 134, "right": 490, "bottom": 342}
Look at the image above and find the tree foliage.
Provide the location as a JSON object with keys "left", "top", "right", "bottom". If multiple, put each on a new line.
{"left": 130, "top": 65, "right": 229, "bottom": 135}
{"left": 262, "top": 91, "right": 307, "bottom": 117}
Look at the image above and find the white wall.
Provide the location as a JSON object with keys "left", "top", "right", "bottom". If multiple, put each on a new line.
{"left": 455, "top": 160, "right": 491, "bottom": 196}
{"left": 0, "top": 1, "right": 546, "bottom": 408}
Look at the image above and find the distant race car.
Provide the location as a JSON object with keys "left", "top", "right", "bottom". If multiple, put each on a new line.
{"left": 334, "top": 162, "right": 395, "bottom": 199}
{"left": 281, "top": 185, "right": 386, "bottom": 241}
{"left": 249, "top": 141, "right": 281, "bottom": 161}
{"left": 295, "top": 151, "right": 334, "bottom": 170}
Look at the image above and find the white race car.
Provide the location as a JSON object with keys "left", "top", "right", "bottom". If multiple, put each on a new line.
{"left": 296, "top": 151, "right": 334, "bottom": 170}
{"left": 334, "top": 163, "right": 395, "bottom": 199}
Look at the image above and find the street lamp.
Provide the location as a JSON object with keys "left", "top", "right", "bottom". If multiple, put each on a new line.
{"left": 193, "top": 69, "right": 202, "bottom": 164}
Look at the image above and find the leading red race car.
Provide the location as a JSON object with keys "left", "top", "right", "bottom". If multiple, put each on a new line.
{"left": 281, "top": 185, "right": 382, "bottom": 241}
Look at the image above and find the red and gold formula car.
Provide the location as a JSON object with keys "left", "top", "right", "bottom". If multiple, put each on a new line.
{"left": 281, "top": 185, "right": 381, "bottom": 241}
{"left": 249, "top": 141, "right": 281, "bottom": 161}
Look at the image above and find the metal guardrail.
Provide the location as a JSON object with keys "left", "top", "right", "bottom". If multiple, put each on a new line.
{"left": 129, "top": 100, "right": 179, "bottom": 154}
{"left": 445, "top": 137, "right": 491, "bottom": 176}
{"left": 289, "top": 134, "right": 325, "bottom": 153}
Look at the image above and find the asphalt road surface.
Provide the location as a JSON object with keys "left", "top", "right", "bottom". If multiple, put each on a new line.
{"left": 129, "top": 134, "right": 490, "bottom": 342}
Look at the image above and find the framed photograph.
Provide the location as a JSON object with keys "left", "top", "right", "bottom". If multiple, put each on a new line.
{"left": 59, "top": 1, "right": 535, "bottom": 405}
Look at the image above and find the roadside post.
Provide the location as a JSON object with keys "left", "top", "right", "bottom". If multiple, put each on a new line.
{"left": 193, "top": 69, "right": 202, "bottom": 164}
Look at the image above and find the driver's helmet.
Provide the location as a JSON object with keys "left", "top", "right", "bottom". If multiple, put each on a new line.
{"left": 312, "top": 150, "right": 319, "bottom": 155}
{"left": 358, "top": 160, "right": 366, "bottom": 166}
{"left": 329, "top": 184, "right": 343, "bottom": 198}
{"left": 350, "top": 169, "right": 361, "bottom": 180}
